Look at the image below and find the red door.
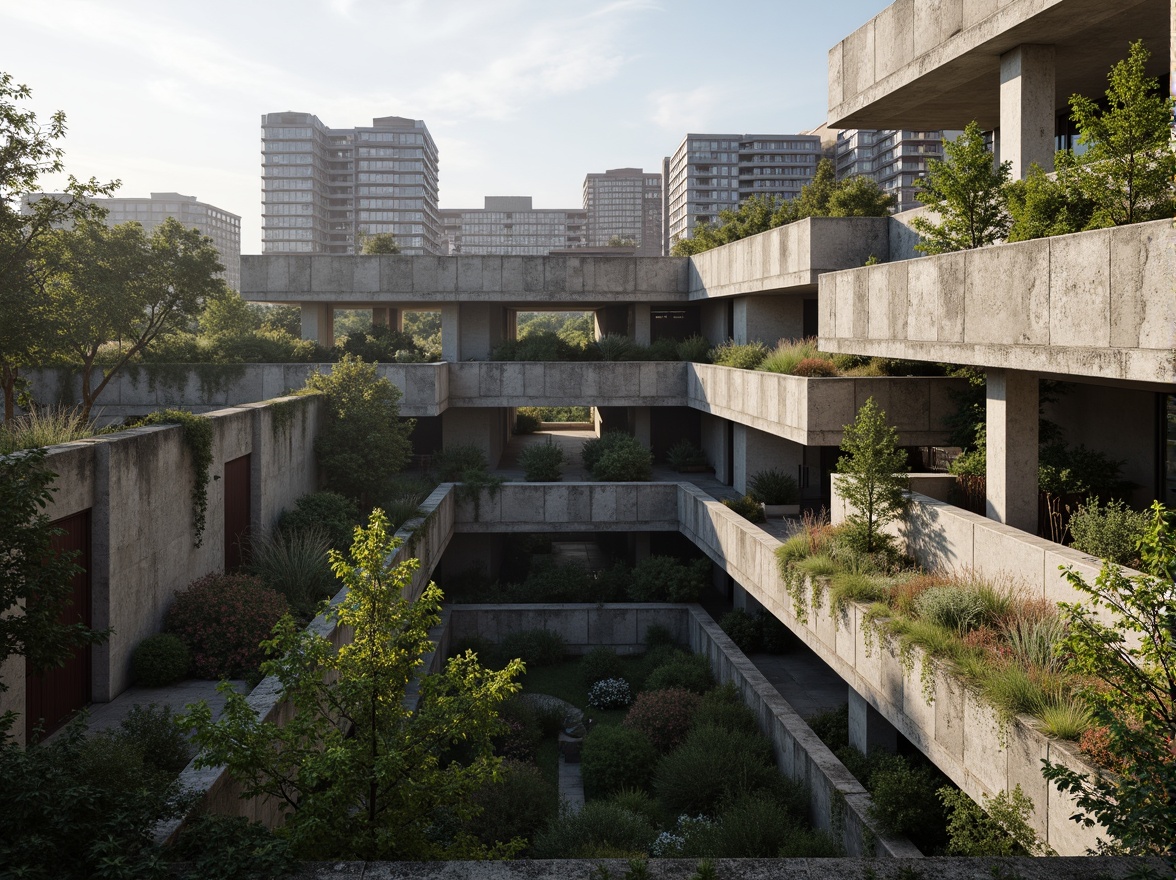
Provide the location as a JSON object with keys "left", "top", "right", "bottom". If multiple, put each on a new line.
{"left": 224, "top": 454, "right": 252, "bottom": 572}
{"left": 25, "top": 510, "right": 92, "bottom": 742}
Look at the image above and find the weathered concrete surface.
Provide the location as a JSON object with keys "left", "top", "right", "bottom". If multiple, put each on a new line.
{"left": 281, "top": 857, "right": 1165, "bottom": 879}
{"left": 241, "top": 254, "right": 690, "bottom": 305}
{"left": 454, "top": 483, "right": 680, "bottom": 534}
{"left": 689, "top": 364, "right": 965, "bottom": 446}
{"left": 687, "top": 217, "right": 890, "bottom": 298}
{"left": 677, "top": 482, "right": 1104, "bottom": 855}
{"left": 448, "top": 361, "right": 687, "bottom": 408}
{"left": 828, "top": 0, "right": 1166, "bottom": 130}
{"left": 819, "top": 219, "right": 1176, "bottom": 385}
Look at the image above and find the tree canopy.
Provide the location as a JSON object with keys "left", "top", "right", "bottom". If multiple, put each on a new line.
{"left": 360, "top": 232, "right": 401, "bottom": 254}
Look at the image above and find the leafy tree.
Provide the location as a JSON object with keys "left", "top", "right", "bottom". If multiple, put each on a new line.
{"left": 912, "top": 121, "right": 1012, "bottom": 253}
{"left": 46, "top": 217, "right": 229, "bottom": 419}
{"left": 184, "top": 509, "right": 524, "bottom": 860}
{"left": 304, "top": 355, "right": 415, "bottom": 505}
{"left": 0, "top": 449, "right": 106, "bottom": 692}
{"left": 836, "top": 396, "right": 909, "bottom": 553}
{"left": 606, "top": 235, "right": 636, "bottom": 247}
{"left": 0, "top": 71, "right": 117, "bottom": 421}
{"left": 360, "top": 231, "right": 401, "bottom": 254}
{"left": 1006, "top": 161, "right": 1093, "bottom": 241}
{"left": 1063, "top": 40, "right": 1176, "bottom": 228}
{"left": 1042, "top": 501, "right": 1176, "bottom": 858}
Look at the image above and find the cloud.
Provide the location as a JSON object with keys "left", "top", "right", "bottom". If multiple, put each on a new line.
{"left": 649, "top": 85, "right": 723, "bottom": 132}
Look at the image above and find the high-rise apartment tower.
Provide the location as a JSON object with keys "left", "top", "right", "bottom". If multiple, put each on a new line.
{"left": 834, "top": 129, "right": 949, "bottom": 213}
{"left": 440, "top": 197, "right": 586, "bottom": 256}
{"left": 261, "top": 113, "right": 441, "bottom": 255}
{"left": 582, "top": 168, "right": 663, "bottom": 256}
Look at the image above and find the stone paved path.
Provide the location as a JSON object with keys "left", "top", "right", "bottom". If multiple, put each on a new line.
{"left": 557, "top": 754, "right": 585, "bottom": 811}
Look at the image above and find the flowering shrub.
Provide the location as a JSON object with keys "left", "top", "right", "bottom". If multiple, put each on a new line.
{"left": 624, "top": 687, "right": 701, "bottom": 752}
{"left": 649, "top": 815, "right": 714, "bottom": 857}
{"left": 166, "top": 573, "right": 288, "bottom": 679}
{"left": 587, "top": 677, "right": 632, "bottom": 710}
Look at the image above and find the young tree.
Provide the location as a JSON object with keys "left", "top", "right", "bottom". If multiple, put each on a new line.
{"left": 1042, "top": 501, "right": 1176, "bottom": 858}
{"left": 0, "top": 72, "right": 118, "bottom": 421}
{"left": 304, "top": 354, "right": 415, "bottom": 505}
{"left": 1005, "top": 161, "right": 1094, "bottom": 242}
{"left": 184, "top": 509, "right": 524, "bottom": 860}
{"left": 912, "top": 121, "right": 1012, "bottom": 253}
{"left": 0, "top": 449, "right": 106, "bottom": 691}
{"left": 47, "top": 217, "right": 229, "bottom": 419}
{"left": 360, "top": 231, "right": 401, "bottom": 254}
{"left": 836, "top": 396, "right": 909, "bottom": 553}
{"left": 1062, "top": 40, "right": 1176, "bottom": 228}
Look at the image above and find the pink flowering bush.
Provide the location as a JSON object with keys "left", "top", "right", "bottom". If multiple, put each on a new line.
{"left": 165, "top": 573, "right": 288, "bottom": 679}
{"left": 623, "top": 687, "right": 702, "bottom": 752}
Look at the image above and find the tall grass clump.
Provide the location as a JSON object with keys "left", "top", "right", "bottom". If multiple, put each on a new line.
{"left": 249, "top": 527, "right": 336, "bottom": 617}
{"left": 0, "top": 407, "right": 102, "bottom": 453}
{"left": 709, "top": 340, "right": 768, "bottom": 370}
{"left": 757, "top": 338, "right": 835, "bottom": 375}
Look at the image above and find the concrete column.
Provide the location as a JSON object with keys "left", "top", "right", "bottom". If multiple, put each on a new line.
{"left": 458, "top": 303, "right": 508, "bottom": 361}
{"left": 999, "top": 44, "right": 1057, "bottom": 177}
{"left": 372, "top": 307, "right": 401, "bottom": 330}
{"left": 633, "top": 304, "right": 652, "bottom": 345}
{"left": 733, "top": 582, "right": 765, "bottom": 615}
{"left": 632, "top": 407, "right": 652, "bottom": 448}
{"left": 300, "top": 303, "right": 335, "bottom": 348}
{"left": 986, "top": 369, "right": 1039, "bottom": 532}
{"left": 848, "top": 688, "right": 897, "bottom": 755}
{"left": 440, "top": 304, "right": 460, "bottom": 362}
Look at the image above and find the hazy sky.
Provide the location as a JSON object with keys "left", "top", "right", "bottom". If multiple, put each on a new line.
{"left": 1, "top": 0, "right": 890, "bottom": 253}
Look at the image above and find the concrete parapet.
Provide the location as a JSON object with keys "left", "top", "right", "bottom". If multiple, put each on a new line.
{"left": 454, "top": 482, "right": 681, "bottom": 533}
{"left": 819, "top": 219, "right": 1176, "bottom": 384}
{"left": 448, "top": 361, "right": 687, "bottom": 408}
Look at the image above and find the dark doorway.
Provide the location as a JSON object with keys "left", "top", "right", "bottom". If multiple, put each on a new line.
{"left": 651, "top": 307, "right": 701, "bottom": 342}
{"left": 25, "top": 510, "right": 92, "bottom": 741}
{"left": 223, "top": 454, "right": 252, "bottom": 572}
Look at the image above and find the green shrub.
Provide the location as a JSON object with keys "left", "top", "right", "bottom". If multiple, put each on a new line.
{"left": 643, "top": 653, "right": 714, "bottom": 694}
{"left": 867, "top": 753, "right": 949, "bottom": 842}
{"left": 592, "top": 439, "right": 653, "bottom": 481}
{"left": 249, "top": 526, "right": 336, "bottom": 616}
{"left": 913, "top": 585, "right": 988, "bottom": 634}
{"left": 591, "top": 333, "right": 634, "bottom": 361}
{"left": 1067, "top": 498, "right": 1148, "bottom": 566}
{"left": 628, "top": 556, "right": 708, "bottom": 602}
{"left": 793, "top": 357, "right": 839, "bottom": 377}
{"left": 806, "top": 704, "right": 850, "bottom": 752}
{"left": 693, "top": 683, "right": 759, "bottom": 734}
{"left": 665, "top": 439, "right": 709, "bottom": 470}
{"left": 169, "top": 814, "right": 294, "bottom": 879}
{"left": 276, "top": 490, "right": 358, "bottom": 552}
{"left": 723, "top": 495, "right": 765, "bottom": 523}
{"left": 132, "top": 634, "right": 190, "bottom": 687}
{"left": 747, "top": 468, "right": 800, "bottom": 505}
{"left": 609, "top": 788, "right": 663, "bottom": 828}
{"left": 581, "top": 430, "right": 630, "bottom": 471}
{"left": 710, "top": 340, "right": 768, "bottom": 370}
{"left": 118, "top": 703, "right": 193, "bottom": 776}
{"left": 588, "top": 677, "right": 633, "bottom": 710}
{"left": 464, "top": 759, "right": 557, "bottom": 849}
{"left": 581, "top": 646, "right": 624, "bottom": 686}
{"left": 654, "top": 724, "right": 777, "bottom": 816}
{"left": 165, "top": 573, "right": 288, "bottom": 679}
{"left": 381, "top": 487, "right": 428, "bottom": 530}
{"left": 587, "top": 562, "right": 633, "bottom": 602}
{"left": 720, "top": 608, "right": 763, "bottom": 653}
{"left": 685, "top": 790, "right": 811, "bottom": 857}
{"left": 514, "top": 411, "right": 541, "bottom": 434}
{"left": 581, "top": 724, "right": 659, "bottom": 798}
{"left": 492, "top": 331, "right": 586, "bottom": 362}
{"left": 939, "top": 784, "right": 1049, "bottom": 856}
{"left": 519, "top": 442, "right": 564, "bottom": 481}
{"left": 498, "top": 628, "right": 567, "bottom": 667}
{"left": 513, "top": 561, "right": 590, "bottom": 602}
{"left": 530, "top": 801, "right": 656, "bottom": 858}
{"left": 676, "top": 334, "right": 712, "bottom": 363}
{"left": 624, "top": 687, "right": 702, "bottom": 752}
{"left": 433, "top": 444, "right": 490, "bottom": 481}
{"left": 644, "top": 624, "right": 679, "bottom": 649}
{"left": 776, "top": 827, "right": 845, "bottom": 857}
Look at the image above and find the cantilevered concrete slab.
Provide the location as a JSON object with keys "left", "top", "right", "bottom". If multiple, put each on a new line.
{"left": 828, "top": 0, "right": 1167, "bottom": 130}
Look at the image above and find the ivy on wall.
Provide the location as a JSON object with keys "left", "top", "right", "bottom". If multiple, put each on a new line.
{"left": 139, "top": 409, "right": 213, "bottom": 547}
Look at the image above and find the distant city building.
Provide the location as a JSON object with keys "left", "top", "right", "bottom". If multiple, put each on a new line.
{"left": 22, "top": 191, "right": 241, "bottom": 291}
{"left": 582, "top": 168, "right": 663, "bottom": 256}
{"left": 834, "top": 129, "right": 949, "bottom": 212}
{"left": 261, "top": 112, "right": 440, "bottom": 255}
{"left": 440, "top": 197, "right": 586, "bottom": 256}
{"left": 664, "top": 133, "right": 822, "bottom": 250}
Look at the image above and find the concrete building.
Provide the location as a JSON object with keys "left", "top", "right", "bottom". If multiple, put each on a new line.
{"left": 582, "top": 167, "right": 663, "bottom": 256}
{"left": 440, "top": 197, "right": 586, "bottom": 256}
{"left": 261, "top": 112, "right": 441, "bottom": 256}
{"left": 22, "top": 192, "right": 241, "bottom": 291}
{"left": 664, "top": 133, "right": 822, "bottom": 250}
{"left": 833, "top": 129, "right": 949, "bottom": 212}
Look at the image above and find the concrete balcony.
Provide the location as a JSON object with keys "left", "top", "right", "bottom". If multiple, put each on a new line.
{"left": 447, "top": 361, "right": 687, "bottom": 408}
{"left": 240, "top": 254, "right": 690, "bottom": 306}
{"left": 687, "top": 217, "right": 890, "bottom": 298}
{"left": 818, "top": 219, "right": 1176, "bottom": 385}
{"left": 688, "top": 363, "right": 965, "bottom": 445}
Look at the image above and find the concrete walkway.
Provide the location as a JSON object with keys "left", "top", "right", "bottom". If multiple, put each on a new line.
{"left": 557, "top": 754, "right": 585, "bottom": 811}
{"left": 58, "top": 678, "right": 250, "bottom": 741}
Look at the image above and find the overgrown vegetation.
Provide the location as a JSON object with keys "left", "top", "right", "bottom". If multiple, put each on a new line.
{"left": 581, "top": 431, "right": 652, "bottom": 481}
{"left": 137, "top": 408, "right": 213, "bottom": 546}
{"left": 835, "top": 397, "right": 909, "bottom": 554}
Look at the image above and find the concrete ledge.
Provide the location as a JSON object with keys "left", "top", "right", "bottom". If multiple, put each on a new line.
{"left": 454, "top": 483, "right": 681, "bottom": 533}
{"left": 449, "top": 361, "right": 687, "bottom": 408}
{"left": 818, "top": 219, "right": 1176, "bottom": 385}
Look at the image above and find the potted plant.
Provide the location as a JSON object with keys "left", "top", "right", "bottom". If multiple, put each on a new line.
{"left": 747, "top": 468, "right": 800, "bottom": 517}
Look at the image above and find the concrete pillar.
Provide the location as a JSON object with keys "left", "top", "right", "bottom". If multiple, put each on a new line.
{"left": 458, "top": 303, "right": 508, "bottom": 361}
{"left": 733, "top": 582, "right": 765, "bottom": 615}
{"left": 371, "top": 307, "right": 401, "bottom": 330}
{"left": 300, "top": 303, "right": 334, "bottom": 348}
{"left": 848, "top": 688, "right": 897, "bottom": 755}
{"left": 986, "top": 369, "right": 1039, "bottom": 532}
{"left": 632, "top": 407, "right": 651, "bottom": 448}
{"left": 440, "top": 303, "right": 460, "bottom": 361}
{"left": 733, "top": 425, "right": 804, "bottom": 495}
{"left": 733, "top": 297, "right": 804, "bottom": 346}
{"left": 633, "top": 304, "right": 652, "bottom": 345}
{"left": 699, "top": 413, "right": 730, "bottom": 485}
{"left": 999, "top": 44, "right": 1057, "bottom": 177}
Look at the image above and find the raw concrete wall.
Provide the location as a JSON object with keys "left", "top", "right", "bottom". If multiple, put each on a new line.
{"left": 732, "top": 296, "right": 804, "bottom": 347}
{"left": 240, "top": 254, "right": 690, "bottom": 304}
{"left": 453, "top": 483, "right": 680, "bottom": 534}
{"left": 447, "top": 603, "right": 689, "bottom": 655}
{"left": 442, "top": 408, "right": 509, "bottom": 467}
{"left": 687, "top": 217, "right": 890, "bottom": 298}
{"left": 688, "top": 364, "right": 964, "bottom": 446}
{"left": 448, "top": 362, "right": 687, "bottom": 408}
{"left": 675, "top": 482, "right": 1103, "bottom": 855}
{"left": 819, "top": 219, "right": 1176, "bottom": 384}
